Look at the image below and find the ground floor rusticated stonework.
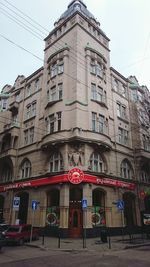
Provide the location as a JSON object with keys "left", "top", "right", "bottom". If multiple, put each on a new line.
{"left": 1, "top": 168, "right": 150, "bottom": 237}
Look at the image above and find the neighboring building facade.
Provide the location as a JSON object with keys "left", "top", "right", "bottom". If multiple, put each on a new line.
{"left": 0, "top": 0, "right": 150, "bottom": 237}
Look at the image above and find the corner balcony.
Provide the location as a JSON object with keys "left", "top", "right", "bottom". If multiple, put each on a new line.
{"left": 3, "top": 122, "right": 20, "bottom": 136}
{"left": 134, "top": 148, "right": 150, "bottom": 160}
{"left": 0, "top": 147, "right": 17, "bottom": 159}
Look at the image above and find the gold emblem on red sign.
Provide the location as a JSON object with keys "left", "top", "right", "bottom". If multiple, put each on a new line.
{"left": 68, "top": 168, "right": 84, "bottom": 184}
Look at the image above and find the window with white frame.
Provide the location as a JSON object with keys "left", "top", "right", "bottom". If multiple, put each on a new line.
{"left": 120, "top": 159, "right": 132, "bottom": 179}
{"left": 112, "top": 78, "right": 119, "bottom": 92}
{"left": 90, "top": 60, "right": 103, "bottom": 78}
{"left": 35, "top": 79, "right": 39, "bottom": 91}
{"left": 89, "top": 152, "right": 104, "bottom": 172}
{"left": 98, "top": 114, "right": 106, "bottom": 133}
{"left": 24, "top": 127, "right": 34, "bottom": 145}
{"left": 50, "top": 152, "right": 63, "bottom": 172}
{"left": 46, "top": 112, "right": 62, "bottom": 134}
{"left": 58, "top": 63, "right": 64, "bottom": 74}
{"left": 91, "top": 84, "right": 106, "bottom": 103}
{"left": 51, "top": 62, "right": 57, "bottom": 77}
{"left": 121, "top": 85, "right": 127, "bottom": 98}
{"left": 21, "top": 159, "right": 31, "bottom": 178}
{"left": 92, "top": 112, "right": 108, "bottom": 134}
{"left": 117, "top": 102, "right": 127, "bottom": 119}
{"left": 26, "top": 84, "right": 31, "bottom": 97}
{"left": 50, "top": 61, "right": 64, "bottom": 78}
{"left": 118, "top": 127, "right": 128, "bottom": 145}
{"left": 57, "top": 112, "right": 62, "bottom": 131}
{"left": 25, "top": 102, "right": 36, "bottom": 120}
{"left": 47, "top": 83, "right": 63, "bottom": 103}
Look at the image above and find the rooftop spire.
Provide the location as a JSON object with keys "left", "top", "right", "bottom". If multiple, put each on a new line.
{"left": 56, "top": 0, "right": 99, "bottom": 25}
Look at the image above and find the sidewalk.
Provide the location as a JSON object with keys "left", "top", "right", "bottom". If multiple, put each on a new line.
{"left": 27, "top": 235, "right": 150, "bottom": 252}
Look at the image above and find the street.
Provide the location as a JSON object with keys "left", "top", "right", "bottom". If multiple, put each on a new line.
{"left": 0, "top": 245, "right": 150, "bottom": 267}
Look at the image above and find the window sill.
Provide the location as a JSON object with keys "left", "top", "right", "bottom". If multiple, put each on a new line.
{"left": 91, "top": 99, "right": 107, "bottom": 108}
{"left": 45, "top": 99, "right": 62, "bottom": 108}
{"left": 24, "top": 115, "right": 36, "bottom": 123}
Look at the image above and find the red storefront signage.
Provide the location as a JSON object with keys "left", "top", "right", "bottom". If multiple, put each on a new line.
{"left": 0, "top": 173, "right": 136, "bottom": 192}
{"left": 68, "top": 168, "right": 84, "bottom": 184}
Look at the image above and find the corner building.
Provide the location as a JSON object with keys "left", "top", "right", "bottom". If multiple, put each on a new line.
{"left": 0, "top": 0, "right": 150, "bottom": 237}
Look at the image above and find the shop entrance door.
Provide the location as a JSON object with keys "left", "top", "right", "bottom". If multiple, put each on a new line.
{"left": 69, "top": 202, "right": 83, "bottom": 237}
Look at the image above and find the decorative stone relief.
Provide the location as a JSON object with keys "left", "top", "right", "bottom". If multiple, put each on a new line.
{"left": 68, "top": 144, "right": 84, "bottom": 167}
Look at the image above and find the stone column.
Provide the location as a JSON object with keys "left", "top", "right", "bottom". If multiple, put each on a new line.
{"left": 82, "top": 183, "right": 93, "bottom": 228}
{"left": 59, "top": 184, "right": 69, "bottom": 228}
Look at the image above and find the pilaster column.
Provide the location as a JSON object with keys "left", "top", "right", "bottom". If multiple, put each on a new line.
{"left": 59, "top": 184, "right": 69, "bottom": 228}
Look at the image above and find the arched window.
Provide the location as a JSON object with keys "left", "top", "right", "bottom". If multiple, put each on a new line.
{"left": 141, "top": 170, "right": 149, "bottom": 183}
{"left": 120, "top": 159, "right": 133, "bottom": 179}
{"left": 50, "top": 152, "right": 63, "bottom": 172}
{"left": 89, "top": 152, "right": 105, "bottom": 172}
{"left": 21, "top": 159, "right": 31, "bottom": 179}
{"left": 140, "top": 164, "right": 150, "bottom": 183}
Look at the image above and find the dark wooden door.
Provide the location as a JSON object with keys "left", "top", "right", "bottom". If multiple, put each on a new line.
{"left": 69, "top": 203, "right": 83, "bottom": 238}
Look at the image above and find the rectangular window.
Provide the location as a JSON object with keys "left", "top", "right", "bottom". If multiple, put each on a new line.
{"left": 143, "top": 135, "right": 150, "bottom": 151}
{"left": 25, "top": 102, "right": 36, "bottom": 120}
{"left": 51, "top": 63, "right": 57, "bottom": 78}
{"left": 49, "top": 114, "right": 55, "bottom": 133}
{"left": 90, "top": 63, "right": 96, "bottom": 74}
{"left": 97, "top": 87, "right": 103, "bottom": 102}
{"left": 31, "top": 102, "right": 36, "bottom": 116}
{"left": 50, "top": 86, "right": 57, "bottom": 101}
{"left": 24, "top": 130, "right": 28, "bottom": 145}
{"left": 113, "top": 78, "right": 119, "bottom": 92}
{"left": 29, "top": 127, "right": 34, "bottom": 143}
{"left": 118, "top": 128, "right": 128, "bottom": 145}
{"left": 91, "top": 84, "right": 106, "bottom": 104}
{"left": 35, "top": 79, "right": 39, "bottom": 91}
{"left": 26, "top": 84, "right": 31, "bottom": 97}
{"left": 138, "top": 91, "right": 143, "bottom": 101}
{"left": 98, "top": 115, "right": 104, "bottom": 133}
{"left": 57, "top": 112, "right": 61, "bottom": 131}
{"left": 24, "top": 127, "right": 34, "bottom": 145}
{"left": 58, "top": 83, "right": 63, "bottom": 100}
{"left": 92, "top": 112, "right": 97, "bottom": 131}
{"left": 121, "top": 85, "right": 127, "bottom": 98}
{"left": 26, "top": 105, "right": 31, "bottom": 119}
{"left": 117, "top": 103, "right": 126, "bottom": 119}
{"left": 58, "top": 63, "right": 64, "bottom": 74}
{"left": 2, "top": 99, "right": 7, "bottom": 110}
{"left": 91, "top": 83, "right": 97, "bottom": 100}
{"left": 15, "top": 93, "right": 20, "bottom": 102}
{"left": 96, "top": 63, "right": 102, "bottom": 78}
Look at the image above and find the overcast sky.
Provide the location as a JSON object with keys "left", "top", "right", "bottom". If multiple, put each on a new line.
{"left": 0, "top": 0, "right": 150, "bottom": 91}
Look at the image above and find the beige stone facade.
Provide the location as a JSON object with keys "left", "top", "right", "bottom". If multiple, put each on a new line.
{"left": 0, "top": 1, "right": 150, "bottom": 237}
